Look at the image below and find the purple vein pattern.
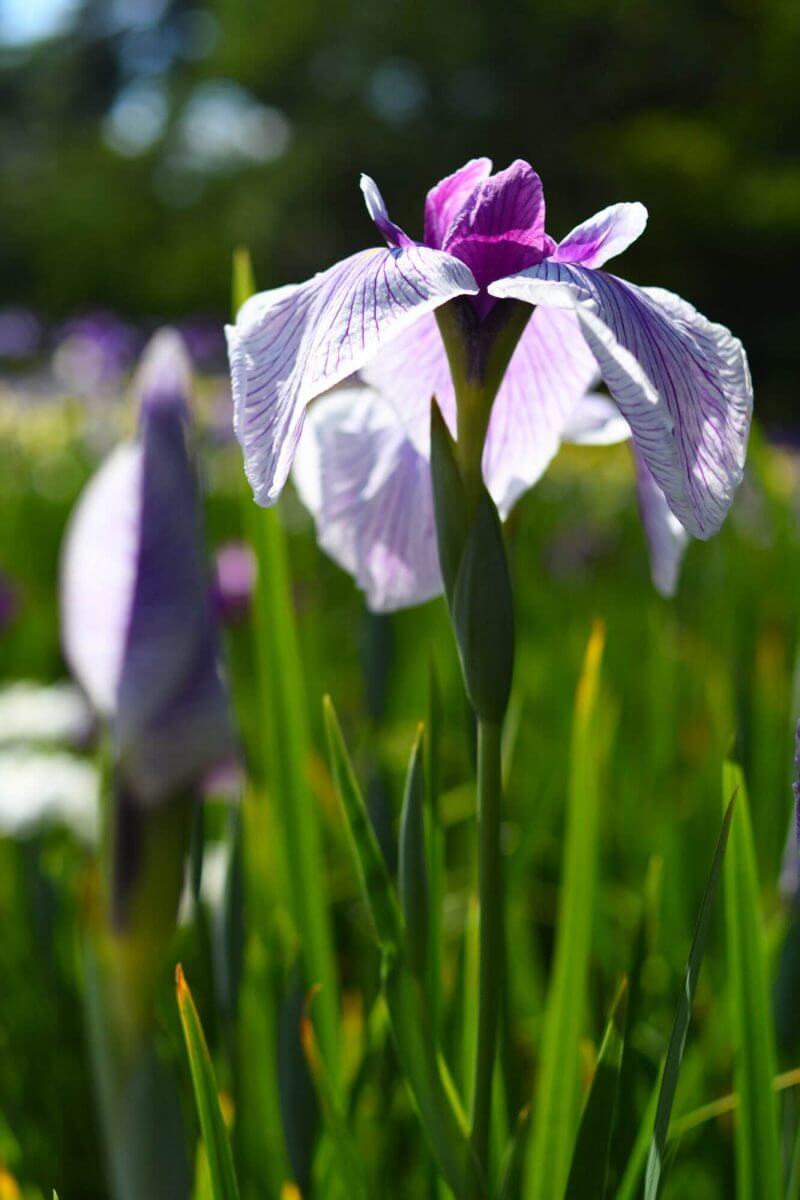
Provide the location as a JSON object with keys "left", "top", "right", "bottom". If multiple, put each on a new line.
{"left": 229, "top": 158, "right": 752, "bottom": 611}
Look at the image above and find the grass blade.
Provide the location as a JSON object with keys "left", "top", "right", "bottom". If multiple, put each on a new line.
{"left": 176, "top": 965, "right": 240, "bottom": 1200}
{"left": 300, "top": 987, "right": 370, "bottom": 1200}
{"left": 643, "top": 794, "right": 735, "bottom": 1200}
{"left": 722, "top": 759, "right": 781, "bottom": 1200}
{"left": 526, "top": 620, "right": 607, "bottom": 1200}
{"left": 498, "top": 1106, "right": 531, "bottom": 1200}
{"left": 564, "top": 979, "right": 628, "bottom": 1200}
{"left": 399, "top": 724, "right": 429, "bottom": 980}
{"left": 323, "top": 694, "right": 482, "bottom": 1198}
{"left": 233, "top": 251, "right": 339, "bottom": 1079}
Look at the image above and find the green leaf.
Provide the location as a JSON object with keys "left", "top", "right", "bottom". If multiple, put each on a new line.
{"left": 430, "top": 399, "right": 468, "bottom": 610}
{"left": 300, "top": 988, "right": 370, "bottom": 1200}
{"left": 323, "top": 696, "right": 482, "bottom": 1198}
{"left": 399, "top": 724, "right": 429, "bottom": 980}
{"left": 278, "top": 965, "right": 319, "bottom": 1194}
{"left": 323, "top": 695, "right": 404, "bottom": 951}
{"left": 425, "top": 656, "right": 445, "bottom": 1034}
{"left": 643, "top": 794, "right": 735, "bottom": 1200}
{"left": 232, "top": 247, "right": 340, "bottom": 1081}
{"left": 452, "top": 489, "right": 515, "bottom": 722}
{"left": 526, "top": 621, "right": 607, "bottom": 1200}
{"left": 246, "top": 502, "right": 340, "bottom": 1078}
{"left": 176, "top": 965, "right": 240, "bottom": 1200}
{"left": 231, "top": 247, "right": 255, "bottom": 320}
{"left": 722, "top": 760, "right": 781, "bottom": 1200}
{"left": 564, "top": 979, "right": 628, "bottom": 1200}
{"left": 498, "top": 1106, "right": 531, "bottom": 1200}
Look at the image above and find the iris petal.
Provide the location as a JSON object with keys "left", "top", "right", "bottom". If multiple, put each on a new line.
{"left": 489, "top": 263, "right": 752, "bottom": 538}
{"left": 552, "top": 203, "right": 648, "bottom": 268}
{"left": 424, "top": 157, "right": 493, "bottom": 249}
{"left": 293, "top": 387, "right": 442, "bottom": 613}
{"left": 226, "top": 245, "right": 478, "bottom": 507}
{"left": 362, "top": 304, "right": 598, "bottom": 516}
{"left": 634, "top": 449, "right": 689, "bottom": 597}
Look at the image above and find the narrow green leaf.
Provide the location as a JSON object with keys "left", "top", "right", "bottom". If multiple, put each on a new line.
{"left": 323, "top": 694, "right": 404, "bottom": 950}
{"left": 452, "top": 489, "right": 515, "bottom": 722}
{"left": 176, "top": 966, "right": 240, "bottom": 1200}
{"left": 278, "top": 965, "right": 319, "bottom": 1194}
{"left": 614, "top": 1078, "right": 660, "bottom": 1200}
{"left": 564, "top": 979, "right": 628, "bottom": 1200}
{"left": 498, "top": 1106, "right": 531, "bottom": 1200}
{"left": 300, "top": 988, "right": 370, "bottom": 1200}
{"left": 430, "top": 399, "right": 468, "bottom": 609}
{"left": 399, "top": 724, "right": 429, "bottom": 980}
{"left": 643, "top": 794, "right": 735, "bottom": 1200}
{"left": 425, "top": 656, "right": 445, "bottom": 1034}
{"left": 526, "top": 621, "right": 607, "bottom": 1200}
{"left": 247, "top": 503, "right": 340, "bottom": 1077}
{"left": 722, "top": 760, "right": 781, "bottom": 1200}
{"left": 324, "top": 696, "right": 482, "bottom": 1198}
{"left": 382, "top": 953, "right": 484, "bottom": 1199}
{"left": 232, "top": 248, "right": 339, "bottom": 1079}
{"left": 231, "top": 247, "right": 255, "bottom": 320}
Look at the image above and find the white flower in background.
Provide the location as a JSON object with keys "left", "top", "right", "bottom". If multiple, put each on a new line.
{"left": 0, "top": 747, "right": 98, "bottom": 842}
{"left": 0, "top": 680, "right": 93, "bottom": 746}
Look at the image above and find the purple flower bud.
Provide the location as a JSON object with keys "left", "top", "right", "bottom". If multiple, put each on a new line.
{"left": 60, "top": 329, "right": 233, "bottom": 805}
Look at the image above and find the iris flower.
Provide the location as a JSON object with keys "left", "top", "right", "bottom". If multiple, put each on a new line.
{"left": 61, "top": 330, "right": 232, "bottom": 804}
{"left": 228, "top": 158, "right": 751, "bottom": 610}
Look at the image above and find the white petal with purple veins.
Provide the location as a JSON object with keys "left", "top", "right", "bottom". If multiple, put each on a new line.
{"left": 562, "top": 392, "right": 631, "bottom": 446}
{"left": 481, "top": 306, "right": 599, "bottom": 515}
{"left": 489, "top": 263, "right": 752, "bottom": 538}
{"left": 634, "top": 449, "right": 689, "bottom": 597}
{"left": 362, "top": 304, "right": 599, "bottom": 517}
{"left": 552, "top": 203, "right": 648, "bottom": 268}
{"left": 293, "top": 387, "right": 442, "bottom": 612}
{"left": 226, "top": 246, "right": 478, "bottom": 507}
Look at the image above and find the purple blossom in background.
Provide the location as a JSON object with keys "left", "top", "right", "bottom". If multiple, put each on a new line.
{"left": 53, "top": 310, "right": 140, "bottom": 396}
{"left": 60, "top": 329, "right": 233, "bottom": 804}
{"left": 212, "top": 540, "right": 256, "bottom": 625}
{"left": 178, "top": 315, "right": 227, "bottom": 369}
{"left": 228, "top": 158, "right": 752, "bottom": 611}
{"left": 0, "top": 306, "right": 43, "bottom": 361}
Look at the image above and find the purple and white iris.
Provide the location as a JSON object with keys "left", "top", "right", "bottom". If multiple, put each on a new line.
{"left": 61, "top": 330, "right": 233, "bottom": 804}
{"left": 227, "top": 158, "right": 752, "bottom": 610}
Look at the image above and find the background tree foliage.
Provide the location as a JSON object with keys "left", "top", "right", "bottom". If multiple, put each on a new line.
{"left": 1, "top": 0, "right": 798, "bottom": 421}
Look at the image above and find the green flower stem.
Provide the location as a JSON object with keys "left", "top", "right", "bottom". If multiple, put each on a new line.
{"left": 433, "top": 297, "right": 529, "bottom": 1192}
{"left": 470, "top": 716, "right": 504, "bottom": 1181}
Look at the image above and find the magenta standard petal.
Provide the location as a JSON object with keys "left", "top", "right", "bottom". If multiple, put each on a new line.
{"left": 226, "top": 245, "right": 478, "bottom": 507}
{"left": 363, "top": 303, "right": 598, "bottom": 517}
{"left": 489, "top": 265, "right": 752, "bottom": 538}
{"left": 424, "top": 158, "right": 493, "bottom": 248}
{"left": 552, "top": 203, "right": 648, "bottom": 268}
{"left": 61, "top": 329, "right": 232, "bottom": 804}
{"left": 441, "top": 160, "right": 547, "bottom": 304}
{"left": 292, "top": 387, "right": 442, "bottom": 613}
{"left": 634, "top": 449, "right": 689, "bottom": 597}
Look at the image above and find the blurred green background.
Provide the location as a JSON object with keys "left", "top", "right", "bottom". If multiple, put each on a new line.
{"left": 1, "top": 4, "right": 800, "bottom": 1199}
{"left": 1, "top": 0, "right": 799, "bottom": 420}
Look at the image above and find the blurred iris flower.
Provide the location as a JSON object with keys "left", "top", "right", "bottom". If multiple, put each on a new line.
{"left": 61, "top": 329, "right": 232, "bottom": 806}
{"left": 228, "top": 158, "right": 752, "bottom": 610}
